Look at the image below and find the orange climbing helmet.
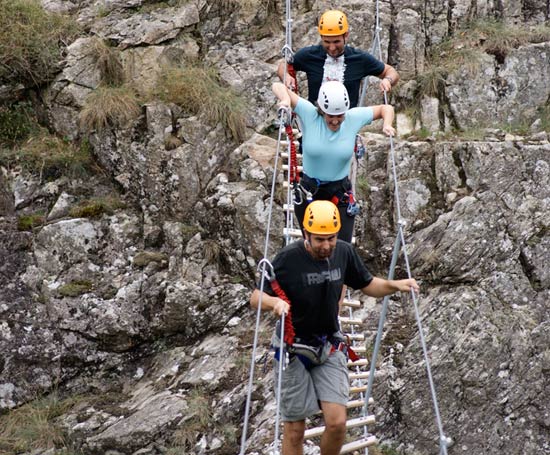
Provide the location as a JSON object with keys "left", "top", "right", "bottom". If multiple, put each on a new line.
{"left": 303, "top": 200, "right": 341, "bottom": 235}
{"left": 318, "top": 10, "right": 349, "bottom": 36}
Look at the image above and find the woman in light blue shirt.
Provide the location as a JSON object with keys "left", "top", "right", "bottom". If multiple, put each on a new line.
{"left": 272, "top": 80, "right": 395, "bottom": 242}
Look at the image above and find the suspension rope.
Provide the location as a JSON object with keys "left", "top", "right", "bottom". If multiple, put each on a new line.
{"left": 238, "top": 107, "right": 288, "bottom": 455}
{"left": 239, "top": 2, "right": 297, "bottom": 452}
{"left": 364, "top": 0, "right": 451, "bottom": 455}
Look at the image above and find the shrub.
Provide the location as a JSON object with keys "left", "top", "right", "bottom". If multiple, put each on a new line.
{"left": 153, "top": 63, "right": 247, "bottom": 142}
{"left": 0, "top": 102, "right": 38, "bottom": 146}
{"left": 0, "top": 0, "right": 80, "bottom": 86}
{"left": 0, "top": 129, "right": 97, "bottom": 181}
{"left": 79, "top": 85, "right": 141, "bottom": 132}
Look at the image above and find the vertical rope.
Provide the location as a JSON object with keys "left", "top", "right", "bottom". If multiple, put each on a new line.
{"left": 238, "top": 112, "right": 287, "bottom": 454}
{"left": 239, "top": 1, "right": 296, "bottom": 453}
{"left": 358, "top": 1, "right": 450, "bottom": 452}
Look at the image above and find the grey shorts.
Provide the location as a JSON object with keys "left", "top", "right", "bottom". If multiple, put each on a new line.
{"left": 273, "top": 350, "right": 349, "bottom": 422}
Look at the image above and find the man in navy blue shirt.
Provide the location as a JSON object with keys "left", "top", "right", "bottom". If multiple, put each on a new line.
{"left": 277, "top": 9, "right": 399, "bottom": 108}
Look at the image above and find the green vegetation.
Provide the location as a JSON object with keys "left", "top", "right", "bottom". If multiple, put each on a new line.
{"left": 69, "top": 196, "right": 126, "bottom": 219}
{"left": 0, "top": 393, "right": 76, "bottom": 453}
{"left": 0, "top": 0, "right": 80, "bottom": 86}
{"left": 152, "top": 62, "right": 247, "bottom": 142}
{"left": 17, "top": 213, "right": 45, "bottom": 231}
{"left": 0, "top": 129, "right": 97, "bottom": 181}
{"left": 355, "top": 175, "right": 370, "bottom": 200}
{"left": 79, "top": 85, "right": 141, "bottom": 132}
{"left": 0, "top": 102, "right": 38, "bottom": 146}
{"left": 57, "top": 280, "right": 93, "bottom": 297}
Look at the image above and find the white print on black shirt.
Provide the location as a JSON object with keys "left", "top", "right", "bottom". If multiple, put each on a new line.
{"left": 305, "top": 268, "right": 342, "bottom": 285}
{"left": 323, "top": 55, "right": 346, "bottom": 83}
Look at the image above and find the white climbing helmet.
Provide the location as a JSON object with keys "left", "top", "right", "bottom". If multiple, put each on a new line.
{"left": 317, "top": 81, "right": 350, "bottom": 115}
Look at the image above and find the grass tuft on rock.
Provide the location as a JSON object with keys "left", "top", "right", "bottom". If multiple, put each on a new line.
{"left": 0, "top": 0, "right": 80, "bottom": 86}
{"left": 152, "top": 62, "right": 247, "bottom": 142}
{"left": 79, "top": 85, "right": 141, "bottom": 133}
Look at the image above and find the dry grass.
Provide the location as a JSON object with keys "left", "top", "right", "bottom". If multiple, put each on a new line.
{"left": 0, "top": 129, "right": 97, "bottom": 181}
{"left": 153, "top": 63, "right": 247, "bottom": 142}
{"left": 169, "top": 387, "right": 213, "bottom": 451}
{"left": 0, "top": 0, "right": 80, "bottom": 86}
{"left": 89, "top": 38, "right": 125, "bottom": 86}
{"left": 79, "top": 85, "right": 141, "bottom": 132}
{"left": 0, "top": 394, "right": 75, "bottom": 453}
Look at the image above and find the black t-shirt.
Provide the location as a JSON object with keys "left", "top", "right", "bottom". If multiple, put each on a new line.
{"left": 292, "top": 44, "right": 385, "bottom": 108}
{"left": 258, "top": 240, "right": 373, "bottom": 339}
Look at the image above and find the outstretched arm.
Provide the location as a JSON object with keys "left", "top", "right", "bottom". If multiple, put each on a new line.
{"left": 272, "top": 81, "right": 299, "bottom": 109}
{"left": 371, "top": 104, "right": 395, "bottom": 136}
{"left": 377, "top": 63, "right": 400, "bottom": 92}
{"left": 361, "top": 277, "right": 419, "bottom": 298}
{"left": 250, "top": 289, "right": 289, "bottom": 316}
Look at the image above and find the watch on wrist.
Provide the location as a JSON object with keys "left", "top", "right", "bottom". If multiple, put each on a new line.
{"left": 384, "top": 76, "right": 394, "bottom": 84}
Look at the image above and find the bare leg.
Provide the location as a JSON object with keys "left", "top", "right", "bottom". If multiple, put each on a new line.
{"left": 282, "top": 420, "right": 306, "bottom": 455}
{"left": 319, "top": 401, "right": 347, "bottom": 455}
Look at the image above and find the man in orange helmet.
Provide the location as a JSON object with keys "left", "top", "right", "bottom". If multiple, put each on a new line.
{"left": 250, "top": 200, "right": 418, "bottom": 455}
{"left": 277, "top": 9, "right": 399, "bottom": 108}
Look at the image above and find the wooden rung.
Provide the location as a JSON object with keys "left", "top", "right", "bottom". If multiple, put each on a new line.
{"left": 349, "top": 371, "right": 370, "bottom": 381}
{"left": 346, "top": 333, "right": 364, "bottom": 341}
{"left": 279, "top": 140, "right": 301, "bottom": 146}
{"left": 340, "top": 436, "right": 378, "bottom": 454}
{"left": 349, "top": 385, "right": 367, "bottom": 394}
{"left": 282, "top": 204, "right": 294, "bottom": 212}
{"left": 282, "top": 164, "right": 303, "bottom": 172}
{"left": 346, "top": 399, "right": 367, "bottom": 408}
{"left": 283, "top": 227, "right": 303, "bottom": 238}
{"left": 348, "top": 359, "right": 369, "bottom": 367}
{"left": 339, "top": 317, "right": 363, "bottom": 326}
{"left": 315, "top": 397, "right": 373, "bottom": 415}
{"left": 342, "top": 299, "right": 361, "bottom": 308}
{"left": 281, "top": 152, "right": 302, "bottom": 159}
{"left": 304, "top": 415, "right": 376, "bottom": 439}
{"left": 349, "top": 346, "right": 366, "bottom": 353}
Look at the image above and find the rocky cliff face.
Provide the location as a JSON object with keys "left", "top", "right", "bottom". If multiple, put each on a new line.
{"left": 0, "top": 0, "right": 549, "bottom": 454}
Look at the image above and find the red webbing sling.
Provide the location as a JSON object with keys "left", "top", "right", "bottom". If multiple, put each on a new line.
{"left": 269, "top": 277, "right": 295, "bottom": 346}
